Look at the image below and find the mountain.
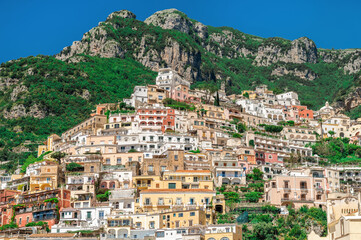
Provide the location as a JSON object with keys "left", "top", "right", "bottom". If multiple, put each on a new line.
{"left": 1, "top": 8, "right": 361, "bottom": 170}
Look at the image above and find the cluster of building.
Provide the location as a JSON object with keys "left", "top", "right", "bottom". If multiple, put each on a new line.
{"left": 1, "top": 68, "right": 361, "bottom": 240}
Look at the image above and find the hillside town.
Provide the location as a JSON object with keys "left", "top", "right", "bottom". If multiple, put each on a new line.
{"left": 1, "top": 68, "right": 361, "bottom": 240}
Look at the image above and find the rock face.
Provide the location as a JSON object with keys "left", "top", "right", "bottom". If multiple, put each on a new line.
{"left": 3, "top": 104, "right": 46, "bottom": 119}
{"left": 57, "top": 27, "right": 124, "bottom": 61}
{"left": 54, "top": 8, "right": 361, "bottom": 113}
{"left": 255, "top": 37, "right": 317, "bottom": 66}
{"left": 107, "top": 10, "right": 136, "bottom": 20}
{"left": 271, "top": 66, "right": 317, "bottom": 81}
{"left": 319, "top": 49, "right": 361, "bottom": 74}
{"left": 10, "top": 84, "right": 28, "bottom": 101}
{"left": 0, "top": 77, "right": 19, "bottom": 91}
{"left": 144, "top": 9, "right": 208, "bottom": 40}
{"left": 145, "top": 9, "right": 191, "bottom": 34}
{"left": 333, "top": 87, "right": 361, "bottom": 113}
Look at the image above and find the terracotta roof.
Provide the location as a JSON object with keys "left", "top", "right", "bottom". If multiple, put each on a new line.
{"left": 141, "top": 189, "right": 215, "bottom": 193}
{"left": 28, "top": 233, "right": 76, "bottom": 238}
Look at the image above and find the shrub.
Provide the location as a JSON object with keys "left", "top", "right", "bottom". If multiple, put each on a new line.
{"left": 66, "top": 162, "right": 84, "bottom": 172}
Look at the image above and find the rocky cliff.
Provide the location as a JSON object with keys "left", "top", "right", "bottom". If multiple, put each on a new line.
{"left": 56, "top": 9, "right": 361, "bottom": 107}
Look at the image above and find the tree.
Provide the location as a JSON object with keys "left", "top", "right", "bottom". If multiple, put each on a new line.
{"left": 223, "top": 191, "right": 240, "bottom": 203}
{"left": 356, "top": 148, "right": 361, "bottom": 158}
{"left": 198, "top": 83, "right": 218, "bottom": 104}
{"left": 264, "top": 125, "right": 283, "bottom": 133}
{"left": 243, "top": 92, "right": 249, "bottom": 98}
{"left": 66, "top": 162, "right": 84, "bottom": 172}
{"left": 51, "top": 152, "right": 66, "bottom": 164}
{"left": 237, "top": 123, "right": 247, "bottom": 133}
{"left": 252, "top": 168, "right": 263, "bottom": 181}
{"left": 253, "top": 222, "right": 278, "bottom": 240}
{"left": 249, "top": 140, "right": 255, "bottom": 147}
{"left": 328, "top": 130, "right": 335, "bottom": 137}
{"left": 245, "top": 192, "right": 262, "bottom": 203}
{"left": 214, "top": 91, "right": 220, "bottom": 106}
{"left": 119, "top": 101, "right": 127, "bottom": 109}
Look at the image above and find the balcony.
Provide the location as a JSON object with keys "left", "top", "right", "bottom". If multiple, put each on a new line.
{"left": 300, "top": 187, "right": 308, "bottom": 192}
{"left": 283, "top": 187, "right": 291, "bottom": 192}
{"left": 281, "top": 198, "right": 314, "bottom": 203}
{"left": 315, "top": 187, "right": 324, "bottom": 193}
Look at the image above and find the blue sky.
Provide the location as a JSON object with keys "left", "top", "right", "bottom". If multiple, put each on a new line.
{"left": 0, "top": 0, "right": 360, "bottom": 63}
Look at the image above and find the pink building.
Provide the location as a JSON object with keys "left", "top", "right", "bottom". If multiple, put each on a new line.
{"left": 171, "top": 84, "right": 189, "bottom": 102}
{"left": 264, "top": 170, "right": 327, "bottom": 209}
{"left": 264, "top": 152, "right": 282, "bottom": 164}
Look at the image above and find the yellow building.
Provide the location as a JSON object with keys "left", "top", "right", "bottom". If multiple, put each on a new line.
{"left": 37, "top": 134, "right": 61, "bottom": 157}
{"left": 161, "top": 170, "right": 214, "bottom": 190}
{"left": 147, "top": 85, "right": 169, "bottom": 104}
{"left": 159, "top": 207, "right": 206, "bottom": 228}
{"left": 29, "top": 164, "right": 60, "bottom": 192}
{"left": 137, "top": 188, "right": 215, "bottom": 214}
{"left": 197, "top": 104, "right": 225, "bottom": 120}
{"left": 133, "top": 175, "right": 162, "bottom": 191}
{"left": 241, "top": 90, "right": 257, "bottom": 100}
{"left": 103, "top": 151, "right": 144, "bottom": 166}
{"left": 204, "top": 224, "right": 242, "bottom": 240}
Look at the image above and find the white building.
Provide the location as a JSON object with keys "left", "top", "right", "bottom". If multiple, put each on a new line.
{"left": 124, "top": 86, "right": 148, "bottom": 107}
{"left": 276, "top": 92, "right": 300, "bottom": 106}
{"left": 51, "top": 206, "right": 111, "bottom": 233}
{"left": 156, "top": 68, "right": 190, "bottom": 92}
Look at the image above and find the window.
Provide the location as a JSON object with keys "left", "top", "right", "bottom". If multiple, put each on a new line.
{"left": 174, "top": 155, "right": 178, "bottom": 161}
{"left": 190, "top": 212, "right": 195, "bottom": 216}
{"left": 150, "top": 221, "right": 155, "bottom": 229}
{"left": 90, "top": 166, "right": 94, "bottom": 172}
{"left": 99, "top": 211, "right": 104, "bottom": 219}
{"left": 161, "top": 166, "right": 166, "bottom": 172}
{"left": 178, "top": 213, "right": 183, "bottom": 217}
{"left": 106, "top": 159, "right": 110, "bottom": 164}
{"left": 148, "top": 165, "right": 154, "bottom": 172}
{"left": 168, "top": 183, "right": 176, "bottom": 189}
{"left": 87, "top": 211, "right": 92, "bottom": 219}
{"left": 189, "top": 220, "right": 193, "bottom": 226}
{"left": 26, "top": 217, "right": 29, "bottom": 224}
{"left": 117, "top": 158, "right": 121, "bottom": 164}
{"left": 19, "top": 218, "right": 22, "bottom": 225}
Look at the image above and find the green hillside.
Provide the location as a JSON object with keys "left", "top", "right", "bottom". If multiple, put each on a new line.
{"left": 0, "top": 55, "right": 156, "bottom": 171}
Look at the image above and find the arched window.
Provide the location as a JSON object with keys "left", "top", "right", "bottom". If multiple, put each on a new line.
{"left": 221, "top": 238, "right": 230, "bottom": 240}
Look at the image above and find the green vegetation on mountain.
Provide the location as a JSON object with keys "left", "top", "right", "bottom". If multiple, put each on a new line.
{"left": 0, "top": 55, "right": 156, "bottom": 171}
{"left": 312, "top": 137, "right": 361, "bottom": 164}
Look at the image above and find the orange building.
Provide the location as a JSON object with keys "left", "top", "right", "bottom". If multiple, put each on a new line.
{"left": 293, "top": 105, "right": 314, "bottom": 119}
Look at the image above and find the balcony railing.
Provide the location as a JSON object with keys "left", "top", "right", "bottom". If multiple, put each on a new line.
{"left": 283, "top": 187, "right": 291, "bottom": 192}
